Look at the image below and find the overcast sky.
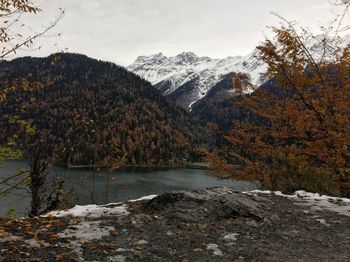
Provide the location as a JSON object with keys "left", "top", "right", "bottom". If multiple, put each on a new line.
{"left": 14, "top": 0, "right": 349, "bottom": 66}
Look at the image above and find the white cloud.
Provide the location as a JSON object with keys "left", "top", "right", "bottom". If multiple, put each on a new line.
{"left": 11, "top": 0, "right": 350, "bottom": 66}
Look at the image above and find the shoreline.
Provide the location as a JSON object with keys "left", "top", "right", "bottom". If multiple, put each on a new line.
{"left": 3, "top": 159, "right": 209, "bottom": 170}
{"left": 65, "top": 162, "right": 209, "bottom": 170}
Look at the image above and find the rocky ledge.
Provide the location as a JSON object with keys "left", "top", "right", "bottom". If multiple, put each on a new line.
{"left": 1, "top": 187, "right": 350, "bottom": 261}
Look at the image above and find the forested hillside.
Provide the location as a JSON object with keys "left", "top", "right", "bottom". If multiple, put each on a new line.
{"left": 0, "top": 53, "right": 205, "bottom": 166}
{"left": 191, "top": 74, "right": 270, "bottom": 131}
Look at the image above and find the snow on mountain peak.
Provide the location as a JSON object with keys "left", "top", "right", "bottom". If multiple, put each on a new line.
{"left": 175, "top": 51, "right": 198, "bottom": 61}
{"left": 127, "top": 35, "right": 350, "bottom": 109}
{"left": 134, "top": 52, "right": 166, "bottom": 64}
{"left": 127, "top": 50, "right": 266, "bottom": 108}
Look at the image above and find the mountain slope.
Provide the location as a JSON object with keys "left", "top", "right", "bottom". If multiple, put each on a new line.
{"left": 0, "top": 53, "right": 205, "bottom": 165}
{"left": 127, "top": 35, "right": 350, "bottom": 110}
{"left": 127, "top": 51, "right": 266, "bottom": 109}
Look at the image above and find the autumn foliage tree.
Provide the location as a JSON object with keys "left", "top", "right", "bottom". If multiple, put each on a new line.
{"left": 207, "top": 21, "right": 350, "bottom": 196}
{"left": 0, "top": 0, "right": 66, "bottom": 216}
{"left": 0, "top": 0, "right": 39, "bottom": 162}
{"left": 0, "top": 0, "right": 63, "bottom": 159}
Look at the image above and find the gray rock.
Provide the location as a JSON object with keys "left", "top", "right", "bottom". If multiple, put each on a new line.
{"left": 207, "top": 243, "right": 223, "bottom": 256}
{"left": 144, "top": 187, "right": 268, "bottom": 222}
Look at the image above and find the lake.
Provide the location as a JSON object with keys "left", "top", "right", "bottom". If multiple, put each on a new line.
{"left": 0, "top": 160, "right": 258, "bottom": 217}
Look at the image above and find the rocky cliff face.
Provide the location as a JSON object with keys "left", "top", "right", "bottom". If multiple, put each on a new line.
{"left": 1, "top": 187, "right": 350, "bottom": 261}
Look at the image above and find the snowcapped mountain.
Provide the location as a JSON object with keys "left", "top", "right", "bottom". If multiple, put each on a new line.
{"left": 127, "top": 51, "right": 267, "bottom": 109}
{"left": 127, "top": 35, "right": 350, "bottom": 109}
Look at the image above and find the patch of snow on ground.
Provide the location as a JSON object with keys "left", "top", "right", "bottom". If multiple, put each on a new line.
{"left": 129, "top": 194, "right": 157, "bottom": 202}
{"left": 48, "top": 194, "right": 157, "bottom": 218}
{"left": 294, "top": 190, "right": 350, "bottom": 217}
{"left": 244, "top": 190, "right": 293, "bottom": 198}
{"left": 294, "top": 190, "right": 350, "bottom": 203}
{"left": 58, "top": 221, "right": 114, "bottom": 241}
{"left": 48, "top": 203, "right": 129, "bottom": 218}
{"left": 246, "top": 190, "right": 350, "bottom": 217}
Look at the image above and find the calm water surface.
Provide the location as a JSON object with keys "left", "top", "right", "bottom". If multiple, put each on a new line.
{"left": 0, "top": 160, "right": 258, "bottom": 217}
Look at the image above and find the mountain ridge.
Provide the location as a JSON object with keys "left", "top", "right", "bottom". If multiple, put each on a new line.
{"left": 127, "top": 50, "right": 266, "bottom": 109}
{"left": 127, "top": 35, "right": 350, "bottom": 109}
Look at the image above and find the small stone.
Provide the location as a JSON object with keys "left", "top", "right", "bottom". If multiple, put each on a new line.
{"left": 193, "top": 248, "right": 203, "bottom": 252}
{"left": 207, "top": 243, "right": 223, "bottom": 256}
{"left": 25, "top": 239, "right": 41, "bottom": 249}
{"left": 116, "top": 248, "right": 136, "bottom": 253}
{"left": 166, "top": 231, "right": 174, "bottom": 236}
{"left": 213, "top": 250, "right": 223, "bottom": 256}
{"left": 107, "top": 255, "right": 126, "bottom": 262}
{"left": 207, "top": 243, "right": 219, "bottom": 250}
{"left": 137, "top": 240, "right": 148, "bottom": 245}
{"left": 224, "top": 233, "right": 239, "bottom": 241}
{"left": 245, "top": 220, "right": 259, "bottom": 227}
